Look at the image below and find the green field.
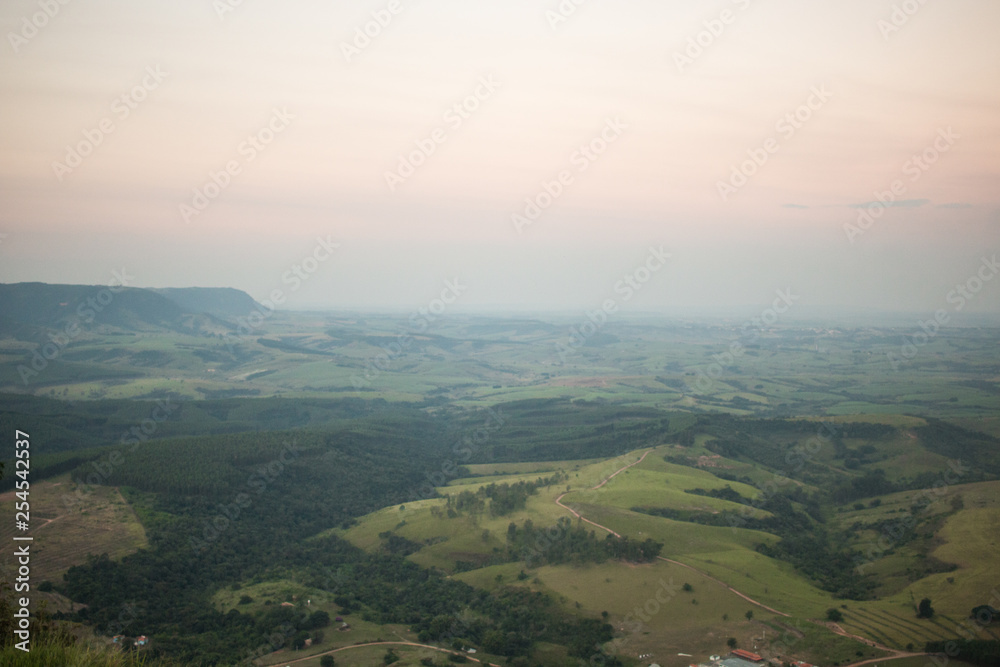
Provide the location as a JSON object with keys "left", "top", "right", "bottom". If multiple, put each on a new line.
{"left": 339, "top": 440, "right": 969, "bottom": 664}
{"left": 3, "top": 310, "right": 1000, "bottom": 666}
{"left": 5, "top": 313, "right": 1000, "bottom": 422}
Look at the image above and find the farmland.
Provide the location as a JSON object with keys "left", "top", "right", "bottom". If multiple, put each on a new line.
{"left": 1, "top": 306, "right": 999, "bottom": 666}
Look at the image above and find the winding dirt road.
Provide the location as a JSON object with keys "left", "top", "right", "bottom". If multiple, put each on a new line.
{"left": 555, "top": 448, "right": 788, "bottom": 617}
{"left": 552, "top": 448, "right": 930, "bottom": 667}
{"left": 268, "top": 448, "right": 930, "bottom": 667}
{"left": 554, "top": 449, "right": 652, "bottom": 538}
{"left": 277, "top": 640, "right": 502, "bottom": 666}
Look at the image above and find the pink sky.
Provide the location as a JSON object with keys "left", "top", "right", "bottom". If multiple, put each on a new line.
{"left": 1, "top": 0, "right": 998, "bottom": 313}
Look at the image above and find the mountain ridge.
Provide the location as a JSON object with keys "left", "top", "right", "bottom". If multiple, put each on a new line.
{"left": 0, "top": 282, "right": 262, "bottom": 336}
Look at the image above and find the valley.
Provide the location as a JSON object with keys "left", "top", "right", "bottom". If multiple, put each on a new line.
{"left": 0, "top": 285, "right": 998, "bottom": 666}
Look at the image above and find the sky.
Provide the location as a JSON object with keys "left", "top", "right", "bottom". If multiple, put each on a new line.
{"left": 1, "top": 0, "right": 998, "bottom": 316}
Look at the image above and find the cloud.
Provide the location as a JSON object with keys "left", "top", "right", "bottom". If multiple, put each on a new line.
{"left": 848, "top": 199, "right": 930, "bottom": 209}
{"left": 782, "top": 204, "right": 809, "bottom": 209}
{"left": 935, "top": 202, "right": 972, "bottom": 209}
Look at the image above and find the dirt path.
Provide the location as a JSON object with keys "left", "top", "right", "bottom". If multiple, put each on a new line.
{"left": 841, "top": 650, "right": 928, "bottom": 667}
{"left": 276, "top": 640, "right": 501, "bottom": 666}
{"left": 547, "top": 448, "right": 939, "bottom": 665}
{"left": 554, "top": 448, "right": 789, "bottom": 617}
{"left": 592, "top": 449, "right": 651, "bottom": 490}
{"left": 827, "top": 621, "right": 892, "bottom": 650}
{"left": 555, "top": 449, "right": 652, "bottom": 538}
{"left": 823, "top": 621, "right": 935, "bottom": 666}
{"left": 556, "top": 472, "right": 934, "bottom": 662}
{"left": 554, "top": 448, "right": 794, "bottom": 620}
{"left": 655, "top": 556, "right": 790, "bottom": 617}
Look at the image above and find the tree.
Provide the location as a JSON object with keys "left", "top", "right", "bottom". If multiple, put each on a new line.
{"left": 745, "top": 610, "right": 754, "bottom": 621}
{"left": 482, "top": 628, "right": 506, "bottom": 654}
{"left": 384, "top": 648, "right": 400, "bottom": 664}
{"left": 826, "top": 608, "right": 844, "bottom": 622}
{"left": 727, "top": 637, "right": 738, "bottom": 649}
{"left": 321, "top": 656, "right": 336, "bottom": 667}
{"left": 683, "top": 583, "right": 693, "bottom": 592}
{"left": 918, "top": 598, "right": 935, "bottom": 619}
{"left": 308, "top": 609, "right": 331, "bottom": 628}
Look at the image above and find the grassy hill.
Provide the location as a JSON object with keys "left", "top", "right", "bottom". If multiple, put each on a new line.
{"left": 1, "top": 306, "right": 998, "bottom": 665}
{"left": 332, "top": 416, "right": 999, "bottom": 665}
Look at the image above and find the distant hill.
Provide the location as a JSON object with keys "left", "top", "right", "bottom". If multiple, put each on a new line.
{"left": 0, "top": 282, "right": 261, "bottom": 337}
{"left": 152, "top": 287, "right": 262, "bottom": 318}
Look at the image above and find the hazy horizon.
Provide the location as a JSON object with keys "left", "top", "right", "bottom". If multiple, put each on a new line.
{"left": 2, "top": 0, "right": 998, "bottom": 314}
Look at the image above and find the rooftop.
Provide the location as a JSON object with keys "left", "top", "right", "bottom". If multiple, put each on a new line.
{"left": 731, "top": 649, "right": 763, "bottom": 662}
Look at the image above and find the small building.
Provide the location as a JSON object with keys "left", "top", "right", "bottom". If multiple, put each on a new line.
{"left": 281, "top": 602, "right": 295, "bottom": 607}
{"left": 135, "top": 635, "right": 148, "bottom": 647}
{"left": 112, "top": 635, "right": 124, "bottom": 644}
{"left": 731, "top": 649, "right": 763, "bottom": 662}
{"left": 716, "top": 657, "right": 760, "bottom": 667}
{"left": 720, "top": 659, "right": 759, "bottom": 667}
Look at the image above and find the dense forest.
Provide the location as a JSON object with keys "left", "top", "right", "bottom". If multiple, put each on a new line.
{"left": 447, "top": 475, "right": 566, "bottom": 518}
{"left": 13, "top": 403, "right": 631, "bottom": 663}
{"left": 3, "top": 396, "right": 998, "bottom": 663}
